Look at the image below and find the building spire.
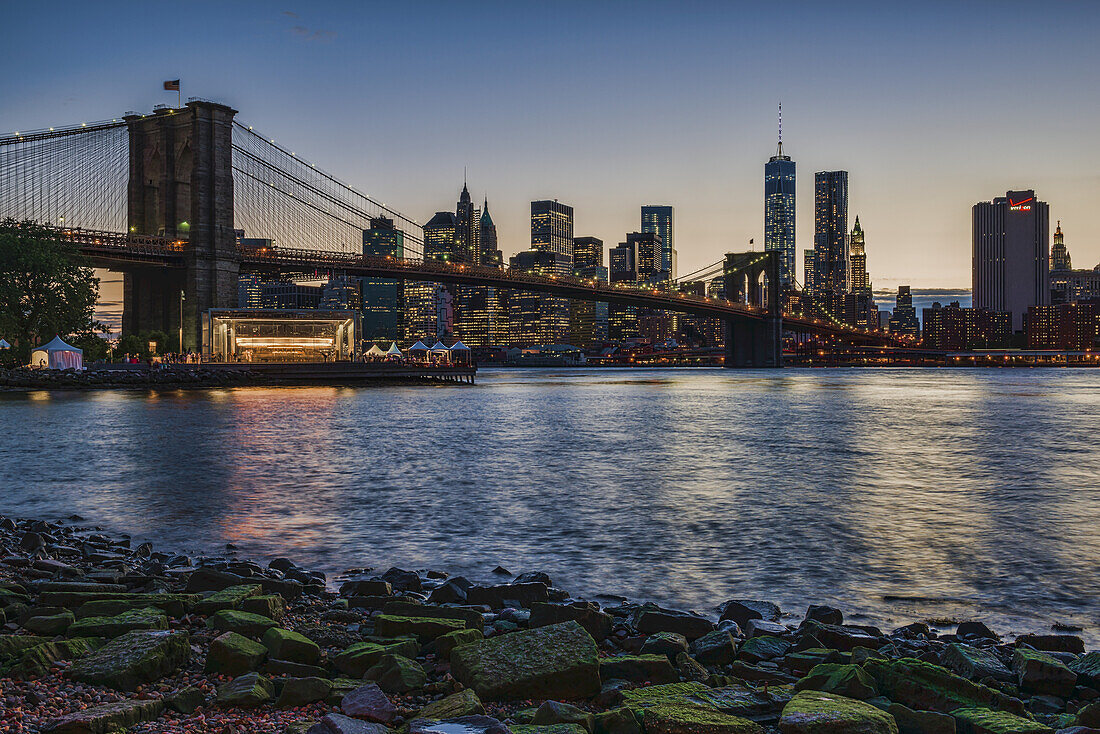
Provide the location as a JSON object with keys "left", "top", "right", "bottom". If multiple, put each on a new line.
{"left": 777, "top": 102, "right": 783, "bottom": 157}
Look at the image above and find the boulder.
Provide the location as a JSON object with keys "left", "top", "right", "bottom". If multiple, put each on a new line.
{"left": 207, "top": 609, "right": 278, "bottom": 638}
{"left": 217, "top": 672, "right": 274, "bottom": 709}
{"left": 641, "top": 632, "right": 691, "bottom": 660}
{"left": 263, "top": 627, "right": 321, "bottom": 665}
{"left": 407, "top": 716, "right": 510, "bottom": 734}
{"left": 806, "top": 606, "right": 844, "bottom": 626}
{"left": 862, "top": 658, "right": 1026, "bottom": 716}
{"left": 740, "top": 635, "right": 791, "bottom": 663}
{"left": 634, "top": 606, "right": 716, "bottom": 640}
{"left": 340, "top": 579, "right": 393, "bottom": 597}
{"left": 620, "top": 681, "right": 712, "bottom": 709}
{"left": 381, "top": 567, "right": 422, "bottom": 592}
{"left": 374, "top": 614, "right": 465, "bottom": 641}
{"left": 593, "top": 708, "right": 644, "bottom": 734}
{"left": 166, "top": 686, "right": 206, "bottom": 714}
{"left": 1012, "top": 649, "right": 1076, "bottom": 698}
{"left": 512, "top": 725, "right": 588, "bottom": 734}
{"left": 1069, "top": 651, "right": 1100, "bottom": 687}
{"left": 951, "top": 706, "right": 1051, "bottom": 734}
{"left": 779, "top": 690, "right": 898, "bottom": 733}
{"left": 956, "top": 622, "right": 1000, "bottom": 642}
{"left": 942, "top": 644, "right": 1014, "bottom": 682}
{"left": 416, "top": 689, "right": 485, "bottom": 720}
{"left": 1015, "top": 635, "right": 1085, "bottom": 655}
{"left": 68, "top": 629, "right": 190, "bottom": 691}
{"left": 533, "top": 700, "right": 596, "bottom": 732}
{"left": 450, "top": 620, "right": 600, "bottom": 700}
{"left": 206, "top": 631, "right": 267, "bottom": 676}
{"left": 746, "top": 619, "right": 789, "bottom": 638}
{"left": 23, "top": 610, "right": 75, "bottom": 636}
{"left": 530, "top": 601, "right": 613, "bottom": 640}
{"left": 7, "top": 638, "right": 104, "bottom": 679}
{"left": 309, "top": 713, "right": 391, "bottom": 734}
{"left": 801, "top": 621, "right": 882, "bottom": 652}
{"left": 342, "top": 682, "right": 396, "bottom": 723}
{"left": 687, "top": 685, "right": 796, "bottom": 724}
{"left": 466, "top": 582, "right": 549, "bottom": 609}
{"left": 68, "top": 607, "right": 167, "bottom": 638}
{"left": 45, "top": 592, "right": 198, "bottom": 617}
{"left": 720, "top": 600, "right": 782, "bottom": 629}
{"left": 363, "top": 653, "right": 427, "bottom": 694}
{"left": 333, "top": 639, "right": 419, "bottom": 678}
{"left": 277, "top": 677, "right": 332, "bottom": 708}
{"left": 795, "top": 663, "right": 878, "bottom": 700}
{"left": 193, "top": 584, "right": 262, "bottom": 615}
{"left": 186, "top": 566, "right": 303, "bottom": 601}
{"left": 435, "top": 628, "right": 484, "bottom": 659}
{"left": 41, "top": 698, "right": 164, "bottom": 733}
{"left": 642, "top": 703, "right": 764, "bottom": 734}
{"left": 885, "top": 703, "right": 955, "bottom": 734}
{"left": 240, "top": 594, "right": 286, "bottom": 621}
{"left": 691, "top": 629, "right": 738, "bottom": 666}
{"left": 382, "top": 600, "right": 484, "bottom": 629}
{"left": 599, "top": 654, "right": 678, "bottom": 684}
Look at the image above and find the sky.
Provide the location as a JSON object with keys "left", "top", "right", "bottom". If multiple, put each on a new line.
{"left": 4, "top": 0, "right": 1100, "bottom": 293}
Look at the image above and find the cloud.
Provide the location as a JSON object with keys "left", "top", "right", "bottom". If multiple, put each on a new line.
{"left": 290, "top": 25, "right": 336, "bottom": 42}
{"left": 282, "top": 10, "right": 298, "bottom": 18}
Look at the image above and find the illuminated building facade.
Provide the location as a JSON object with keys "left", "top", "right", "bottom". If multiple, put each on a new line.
{"left": 361, "top": 217, "right": 405, "bottom": 342}
{"left": 813, "top": 170, "right": 849, "bottom": 298}
{"left": 237, "top": 274, "right": 264, "bottom": 308}
{"left": 261, "top": 281, "right": 323, "bottom": 310}
{"left": 973, "top": 189, "right": 1050, "bottom": 332}
{"left": 922, "top": 302, "right": 1011, "bottom": 350}
{"left": 507, "top": 249, "right": 570, "bottom": 345}
{"left": 1049, "top": 223, "right": 1100, "bottom": 305}
{"left": 573, "top": 236, "right": 604, "bottom": 269}
{"left": 887, "top": 285, "right": 920, "bottom": 337}
{"left": 570, "top": 265, "right": 609, "bottom": 348}
{"left": 531, "top": 199, "right": 574, "bottom": 271}
{"left": 764, "top": 122, "right": 795, "bottom": 288}
{"left": 320, "top": 275, "right": 362, "bottom": 311}
{"left": 804, "top": 248, "right": 816, "bottom": 295}
{"left": 1026, "top": 301, "right": 1100, "bottom": 350}
{"left": 849, "top": 216, "right": 870, "bottom": 295}
{"left": 204, "top": 309, "right": 359, "bottom": 363}
{"left": 641, "top": 205, "right": 676, "bottom": 278}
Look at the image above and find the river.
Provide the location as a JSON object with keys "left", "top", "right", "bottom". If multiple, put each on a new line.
{"left": 2, "top": 367, "right": 1098, "bottom": 642}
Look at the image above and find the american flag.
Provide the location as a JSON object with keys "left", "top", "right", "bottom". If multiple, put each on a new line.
{"left": 163, "top": 80, "right": 180, "bottom": 91}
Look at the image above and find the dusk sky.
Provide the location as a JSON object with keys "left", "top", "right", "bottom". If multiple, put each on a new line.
{"left": 4, "top": 0, "right": 1099, "bottom": 292}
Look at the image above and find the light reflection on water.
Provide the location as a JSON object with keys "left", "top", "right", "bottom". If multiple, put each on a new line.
{"left": 1, "top": 367, "right": 1098, "bottom": 642}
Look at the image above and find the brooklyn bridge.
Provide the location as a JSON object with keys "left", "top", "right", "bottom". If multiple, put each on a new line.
{"left": 0, "top": 100, "right": 894, "bottom": 367}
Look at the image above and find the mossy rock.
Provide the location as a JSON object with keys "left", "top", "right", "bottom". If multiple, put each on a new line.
{"left": 42, "top": 591, "right": 199, "bottom": 616}
{"left": 691, "top": 629, "right": 737, "bottom": 666}
{"left": 593, "top": 707, "right": 643, "bottom": 734}
{"left": 276, "top": 676, "right": 332, "bottom": 708}
{"left": 167, "top": 686, "right": 207, "bottom": 714}
{"left": 364, "top": 653, "right": 427, "bottom": 694}
{"left": 240, "top": 594, "right": 286, "bottom": 621}
{"left": 417, "top": 689, "right": 485, "bottom": 720}
{"left": 333, "top": 638, "right": 419, "bottom": 677}
{"left": 863, "top": 657, "right": 1026, "bottom": 716}
{"left": 532, "top": 700, "right": 595, "bottom": 732}
{"left": 688, "top": 684, "right": 796, "bottom": 721}
{"left": 207, "top": 609, "right": 278, "bottom": 638}
{"left": 450, "top": 620, "right": 600, "bottom": 701}
{"left": 740, "top": 635, "right": 791, "bottom": 663}
{"left": 952, "top": 706, "right": 1051, "bottom": 734}
{"left": 41, "top": 698, "right": 165, "bottom": 733}
{"left": 600, "top": 654, "right": 678, "bottom": 684}
{"left": 0, "top": 635, "right": 48, "bottom": 662}
{"left": 436, "top": 627, "right": 484, "bottom": 660}
{"left": 382, "top": 600, "right": 484, "bottom": 629}
{"left": 68, "top": 629, "right": 190, "bottom": 691}
{"left": 1011, "top": 648, "right": 1076, "bottom": 698}
{"left": 8, "top": 637, "right": 104, "bottom": 679}
{"left": 942, "top": 643, "right": 1013, "bottom": 682}
{"left": 642, "top": 703, "right": 764, "bottom": 734}
{"left": 262, "top": 627, "right": 320, "bottom": 665}
{"left": 217, "top": 671, "right": 274, "bottom": 709}
{"left": 796, "top": 663, "right": 878, "bottom": 700}
{"left": 374, "top": 613, "right": 466, "bottom": 641}
{"left": 68, "top": 607, "right": 167, "bottom": 638}
{"left": 206, "top": 631, "right": 268, "bottom": 676}
{"left": 779, "top": 690, "right": 898, "bottom": 733}
{"left": 620, "top": 681, "right": 711, "bottom": 709}
{"left": 23, "top": 610, "right": 75, "bottom": 636}
{"left": 512, "top": 726, "right": 589, "bottom": 734}
{"left": 194, "top": 584, "right": 263, "bottom": 615}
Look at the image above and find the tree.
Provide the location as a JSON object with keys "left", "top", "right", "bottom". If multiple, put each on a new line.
{"left": 0, "top": 219, "right": 106, "bottom": 362}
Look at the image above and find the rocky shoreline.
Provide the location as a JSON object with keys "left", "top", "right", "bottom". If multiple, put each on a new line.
{"left": 0, "top": 367, "right": 257, "bottom": 391}
{"left": 1, "top": 515, "right": 1098, "bottom": 734}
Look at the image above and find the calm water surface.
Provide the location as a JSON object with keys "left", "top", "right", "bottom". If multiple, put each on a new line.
{"left": 2, "top": 368, "right": 1098, "bottom": 642}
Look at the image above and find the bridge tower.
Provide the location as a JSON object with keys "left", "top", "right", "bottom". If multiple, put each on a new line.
{"left": 723, "top": 250, "right": 782, "bottom": 367}
{"left": 123, "top": 102, "right": 239, "bottom": 351}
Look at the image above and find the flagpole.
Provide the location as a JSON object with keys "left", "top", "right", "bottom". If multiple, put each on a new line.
{"left": 178, "top": 83, "right": 181, "bottom": 109}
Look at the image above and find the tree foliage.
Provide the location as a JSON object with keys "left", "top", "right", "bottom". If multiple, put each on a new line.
{"left": 0, "top": 218, "right": 106, "bottom": 361}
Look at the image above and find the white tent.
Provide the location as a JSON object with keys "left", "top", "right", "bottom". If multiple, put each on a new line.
{"left": 449, "top": 341, "right": 471, "bottom": 351}
{"left": 386, "top": 342, "right": 402, "bottom": 356}
{"left": 407, "top": 340, "right": 430, "bottom": 353}
{"left": 0, "top": 339, "right": 10, "bottom": 349}
{"left": 366, "top": 344, "right": 386, "bottom": 357}
{"left": 449, "top": 340, "right": 472, "bottom": 364}
{"left": 30, "top": 336, "right": 83, "bottom": 370}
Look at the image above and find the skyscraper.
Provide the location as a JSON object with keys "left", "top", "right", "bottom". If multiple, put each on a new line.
{"left": 531, "top": 200, "right": 574, "bottom": 273}
{"left": 573, "top": 236, "right": 604, "bottom": 269}
{"left": 1050, "top": 221, "right": 1071, "bottom": 272}
{"left": 416, "top": 210, "right": 459, "bottom": 339}
{"left": 641, "top": 205, "right": 675, "bottom": 279}
{"left": 454, "top": 183, "right": 478, "bottom": 264}
{"left": 361, "top": 217, "right": 405, "bottom": 342}
{"left": 973, "top": 189, "right": 1050, "bottom": 332}
{"left": 803, "top": 248, "right": 816, "bottom": 295}
{"left": 849, "top": 216, "right": 870, "bottom": 295}
{"left": 814, "top": 170, "right": 849, "bottom": 298}
{"left": 505, "top": 200, "right": 575, "bottom": 345}
{"left": 479, "top": 201, "right": 503, "bottom": 267}
{"left": 764, "top": 107, "right": 795, "bottom": 288}
{"left": 887, "top": 285, "right": 920, "bottom": 337}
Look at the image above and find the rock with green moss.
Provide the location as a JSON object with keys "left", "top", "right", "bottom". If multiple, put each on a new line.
{"left": 67, "top": 607, "right": 167, "bottom": 639}
{"left": 1076, "top": 701, "right": 1100, "bottom": 728}
{"left": 692, "top": 629, "right": 738, "bottom": 666}
{"left": 863, "top": 658, "right": 1026, "bottom": 716}
{"left": 8, "top": 637, "right": 104, "bottom": 678}
{"left": 207, "top": 609, "right": 278, "bottom": 638}
{"left": 951, "top": 706, "right": 1051, "bottom": 733}
{"left": 374, "top": 614, "right": 466, "bottom": 641}
{"left": 642, "top": 703, "right": 764, "bottom": 734}
{"left": 779, "top": 690, "right": 898, "bottom": 733}
{"left": 382, "top": 600, "right": 484, "bottom": 629}
{"left": 740, "top": 635, "right": 791, "bottom": 663}
{"left": 364, "top": 653, "right": 427, "bottom": 694}
{"left": 194, "top": 584, "right": 263, "bottom": 615}
{"left": 942, "top": 644, "right": 1013, "bottom": 682}
{"left": 796, "top": 663, "right": 878, "bottom": 700}
{"left": 620, "top": 681, "right": 711, "bottom": 709}
{"left": 23, "top": 610, "right": 75, "bottom": 636}
{"left": 167, "top": 686, "right": 206, "bottom": 714}
{"left": 325, "top": 677, "right": 366, "bottom": 706}
{"left": 417, "top": 689, "right": 485, "bottom": 720}
{"left": 206, "top": 631, "right": 268, "bottom": 676}
{"left": 885, "top": 703, "right": 955, "bottom": 734}
{"left": 333, "top": 639, "right": 419, "bottom": 677}
{"left": 43, "top": 592, "right": 198, "bottom": 617}
{"left": 0, "top": 635, "right": 48, "bottom": 662}
{"left": 600, "top": 653, "right": 678, "bottom": 684}
{"left": 1068, "top": 650, "right": 1100, "bottom": 687}
{"left": 450, "top": 620, "right": 601, "bottom": 701}
{"left": 530, "top": 601, "right": 614, "bottom": 641}
{"left": 67, "top": 629, "right": 190, "bottom": 691}
{"left": 262, "top": 627, "right": 320, "bottom": 665}
{"left": 240, "top": 594, "right": 286, "bottom": 621}
{"left": 435, "top": 627, "right": 484, "bottom": 659}
{"left": 276, "top": 676, "right": 332, "bottom": 708}
{"left": 41, "top": 697, "right": 165, "bottom": 733}
{"left": 593, "top": 707, "right": 643, "bottom": 734}
{"left": 532, "top": 700, "right": 595, "bottom": 732}
{"left": 512, "top": 726, "right": 589, "bottom": 734}
{"left": 787, "top": 649, "right": 847, "bottom": 676}
{"left": 1011, "top": 648, "right": 1076, "bottom": 698}
{"left": 640, "top": 632, "right": 691, "bottom": 660}
{"left": 688, "top": 685, "right": 796, "bottom": 723}
{"left": 217, "top": 671, "right": 274, "bottom": 709}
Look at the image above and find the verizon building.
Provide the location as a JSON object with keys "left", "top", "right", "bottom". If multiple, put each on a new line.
{"left": 973, "top": 189, "right": 1050, "bottom": 332}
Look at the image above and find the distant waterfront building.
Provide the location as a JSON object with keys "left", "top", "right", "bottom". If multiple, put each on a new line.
{"left": 238, "top": 274, "right": 264, "bottom": 308}
{"left": 1026, "top": 301, "right": 1100, "bottom": 350}
{"left": 531, "top": 200, "right": 574, "bottom": 271}
{"left": 887, "top": 285, "right": 920, "bottom": 337}
{"left": 640, "top": 205, "right": 676, "bottom": 279}
{"left": 261, "top": 281, "right": 323, "bottom": 310}
{"left": 973, "top": 189, "right": 1050, "bottom": 332}
{"left": 508, "top": 249, "right": 570, "bottom": 345}
{"left": 803, "top": 248, "right": 816, "bottom": 294}
{"left": 814, "top": 170, "right": 849, "bottom": 300}
{"left": 764, "top": 113, "right": 795, "bottom": 288}
{"left": 570, "top": 264, "right": 609, "bottom": 348}
{"left": 573, "top": 236, "right": 604, "bottom": 269}
{"left": 609, "top": 241, "right": 637, "bottom": 283}
{"left": 361, "top": 217, "right": 405, "bottom": 342}
{"left": 321, "top": 275, "right": 362, "bottom": 311}
{"left": 922, "top": 302, "right": 1011, "bottom": 350}
{"left": 1048, "top": 222, "right": 1100, "bottom": 305}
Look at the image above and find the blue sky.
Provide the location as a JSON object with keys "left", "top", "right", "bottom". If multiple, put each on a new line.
{"left": 4, "top": 0, "right": 1099, "bottom": 289}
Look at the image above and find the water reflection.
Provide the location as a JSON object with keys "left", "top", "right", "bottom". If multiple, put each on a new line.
{"left": 1, "top": 368, "right": 1098, "bottom": 642}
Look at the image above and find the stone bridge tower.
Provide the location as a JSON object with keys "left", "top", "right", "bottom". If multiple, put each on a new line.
{"left": 723, "top": 250, "right": 782, "bottom": 367}
{"left": 122, "top": 101, "right": 239, "bottom": 351}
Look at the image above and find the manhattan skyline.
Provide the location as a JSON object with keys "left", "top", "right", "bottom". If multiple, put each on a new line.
{"left": 3, "top": 1, "right": 1099, "bottom": 289}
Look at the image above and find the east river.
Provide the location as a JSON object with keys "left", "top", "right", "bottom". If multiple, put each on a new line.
{"left": 2, "top": 368, "right": 1098, "bottom": 642}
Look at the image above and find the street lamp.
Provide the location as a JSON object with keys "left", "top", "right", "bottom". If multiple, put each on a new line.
{"left": 179, "top": 289, "right": 186, "bottom": 354}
